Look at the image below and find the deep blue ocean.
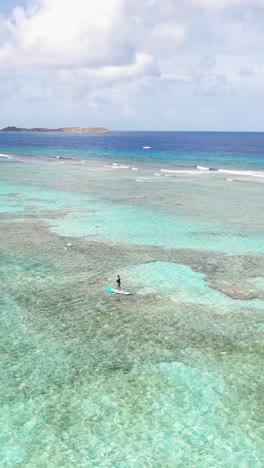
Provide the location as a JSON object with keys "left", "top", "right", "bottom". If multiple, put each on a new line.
{"left": 1, "top": 131, "right": 264, "bottom": 169}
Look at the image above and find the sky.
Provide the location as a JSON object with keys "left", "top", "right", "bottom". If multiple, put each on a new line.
{"left": 0, "top": 0, "right": 263, "bottom": 131}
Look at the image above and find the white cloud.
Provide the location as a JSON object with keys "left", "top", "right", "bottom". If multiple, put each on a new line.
{"left": 1, "top": 0, "right": 262, "bottom": 76}
{"left": 0, "top": 0, "right": 263, "bottom": 129}
{"left": 54, "top": 53, "right": 158, "bottom": 99}
{"left": 193, "top": 0, "right": 264, "bottom": 10}
{"left": 152, "top": 23, "right": 186, "bottom": 43}
{"left": 0, "top": 0, "right": 187, "bottom": 102}
{"left": 1, "top": 0, "right": 139, "bottom": 68}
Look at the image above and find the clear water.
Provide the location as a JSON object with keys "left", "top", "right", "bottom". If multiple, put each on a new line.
{"left": 0, "top": 132, "right": 264, "bottom": 466}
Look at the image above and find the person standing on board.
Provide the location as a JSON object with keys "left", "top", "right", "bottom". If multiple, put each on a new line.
{"left": 116, "top": 275, "right": 121, "bottom": 291}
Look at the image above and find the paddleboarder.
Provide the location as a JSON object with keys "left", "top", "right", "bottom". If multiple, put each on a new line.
{"left": 116, "top": 275, "right": 121, "bottom": 291}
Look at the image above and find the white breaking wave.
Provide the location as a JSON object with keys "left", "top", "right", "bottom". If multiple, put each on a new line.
{"left": 136, "top": 177, "right": 154, "bottom": 182}
{"left": 0, "top": 153, "right": 13, "bottom": 159}
{"left": 159, "top": 167, "right": 264, "bottom": 179}
{"left": 160, "top": 169, "right": 206, "bottom": 175}
{"left": 197, "top": 165, "right": 209, "bottom": 171}
{"left": 160, "top": 169, "right": 178, "bottom": 173}
{"left": 104, "top": 163, "right": 133, "bottom": 169}
{"left": 112, "top": 165, "right": 130, "bottom": 169}
{"left": 218, "top": 169, "right": 264, "bottom": 178}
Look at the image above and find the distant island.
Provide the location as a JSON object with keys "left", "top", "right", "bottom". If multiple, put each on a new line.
{"left": 0, "top": 126, "right": 109, "bottom": 133}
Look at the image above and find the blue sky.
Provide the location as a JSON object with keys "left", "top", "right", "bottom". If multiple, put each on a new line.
{"left": 0, "top": 0, "right": 263, "bottom": 130}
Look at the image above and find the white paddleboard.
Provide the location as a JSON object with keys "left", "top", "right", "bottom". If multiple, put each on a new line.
{"left": 104, "top": 286, "right": 131, "bottom": 295}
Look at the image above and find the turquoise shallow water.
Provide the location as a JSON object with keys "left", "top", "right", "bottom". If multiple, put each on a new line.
{"left": 0, "top": 146, "right": 264, "bottom": 466}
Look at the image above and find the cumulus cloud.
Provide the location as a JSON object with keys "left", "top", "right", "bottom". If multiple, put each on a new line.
{"left": 0, "top": 1, "right": 189, "bottom": 69}
{"left": 0, "top": 0, "right": 261, "bottom": 77}
{"left": 1, "top": 0, "right": 139, "bottom": 68}
{"left": 0, "top": 0, "right": 189, "bottom": 101}
{"left": 54, "top": 53, "right": 159, "bottom": 99}
{"left": 0, "top": 0, "right": 263, "bottom": 129}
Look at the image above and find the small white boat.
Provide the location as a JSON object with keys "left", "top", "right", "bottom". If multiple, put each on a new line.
{"left": 143, "top": 146, "right": 151, "bottom": 149}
